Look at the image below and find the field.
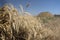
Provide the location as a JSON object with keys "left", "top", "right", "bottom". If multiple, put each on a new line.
{"left": 0, "top": 4, "right": 60, "bottom": 40}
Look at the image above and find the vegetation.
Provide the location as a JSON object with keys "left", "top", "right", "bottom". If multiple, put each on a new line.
{"left": 36, "top": 12, "right": 55, "bottom": 23}
{"left": 0, "top": 4, "right": 60, "bottom": 40}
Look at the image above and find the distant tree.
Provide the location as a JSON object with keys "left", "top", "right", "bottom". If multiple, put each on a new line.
{"left": 37, "top": 12, "right": 53, "bottom": 17}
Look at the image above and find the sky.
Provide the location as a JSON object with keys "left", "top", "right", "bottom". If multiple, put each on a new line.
{"left": 0, "top": 0, "right": 60, "bottom": 15}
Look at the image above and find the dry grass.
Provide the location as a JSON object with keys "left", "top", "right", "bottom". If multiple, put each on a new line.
{"left": 36, "top": 12, "right": 60, "bottom": 40}
{"left": 0, "top": 4, "right": 58, "bottom": 40}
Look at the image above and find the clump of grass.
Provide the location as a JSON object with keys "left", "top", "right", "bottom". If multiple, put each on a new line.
{"left": 0, "top": 4, "right": 57, "bottom": 40}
